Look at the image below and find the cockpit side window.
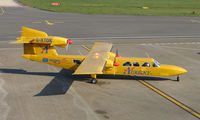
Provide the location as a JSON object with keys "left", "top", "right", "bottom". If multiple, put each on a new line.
{"left": 153, "top": 60, "right": 160, "bottom": 67}
{"left": 73, "top": 59, "right": 81, "bottom": 65}
{"left": 123, "top": 62, "right": 132, "bottom": 66}
{"left": 133, "top": 62, "right": 140, "bottom": 67}
{"left": 142, "top": 62, "right": 151, "bottom": 67}
{"left": 153, "top": 63, "right": 158, "bottom": 67}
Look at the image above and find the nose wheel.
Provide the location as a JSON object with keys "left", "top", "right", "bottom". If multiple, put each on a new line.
{"left": 177, "top": 75, "right": 180, "bottom": 81}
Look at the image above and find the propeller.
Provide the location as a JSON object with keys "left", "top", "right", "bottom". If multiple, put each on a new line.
{"left": 65, "top": 39, "right": 72, "bottom": 52}
{"left": 115, "top": 49, "right": 121, "bottom": 57}
{"left": 113, "top": 49, "right": 120, "bottom": 75}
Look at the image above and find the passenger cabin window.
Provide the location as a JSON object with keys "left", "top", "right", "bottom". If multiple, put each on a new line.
{"left": 123, "top": 62, "right": 132, "bottom": 66}
{"left": 73, "top": 59, "right": 81, "bottom": 65}
{"left": 133, "top": 62, "right": 140, "bottom": 67}
{"left": 142, "top": 62, "right": 151, "bottom": 67}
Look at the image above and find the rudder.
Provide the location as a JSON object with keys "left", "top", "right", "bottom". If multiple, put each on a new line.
{"left": 24, "top": 43, "right": 57, "bottom": 55}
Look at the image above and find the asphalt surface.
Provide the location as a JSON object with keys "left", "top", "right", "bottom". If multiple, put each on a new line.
{"left": 1, "top": 7, "right": 200, "bottom": 41}
{"left": 0, "top": 5, "right": 200, "bottom": 120}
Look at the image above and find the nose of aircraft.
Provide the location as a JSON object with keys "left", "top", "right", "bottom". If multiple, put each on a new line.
{"left": 160, "top": 65, "right": 187, "bottom": 76}
{"left": 176, "top": 67, "right": 187, "bottom": 75}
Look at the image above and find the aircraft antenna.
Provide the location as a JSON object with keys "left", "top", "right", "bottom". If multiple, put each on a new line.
{"left": 145, "top": 52, "right": 150, "bottom": 58}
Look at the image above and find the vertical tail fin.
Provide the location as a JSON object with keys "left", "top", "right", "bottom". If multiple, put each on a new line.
{"left": 24, "top": 43, "right": 57, "bottom": 55}
{"left": 20, "top": 26, "right": 57, "bottom": 55}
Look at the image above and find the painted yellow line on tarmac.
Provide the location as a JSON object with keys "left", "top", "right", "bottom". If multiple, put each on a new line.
{"left": 191, "top": 19, "right": 200, "bottom": 23}
{"left": 0, "top": 7, "right": 5, "bottom": 16}
{"left": 54, "top": 21, "right": 64, "bottom": 23}
{"left": 32, "top": 21, "right": 64, "bottom": 25}
{"left": 45, "top": 20, "right": 54, "bottom": 25}
{"left": 32, "top": 21, "right": 42, "bottom": 24}
{"left": 81, "top": 45, "right": 91, "bottom": 51}
{"left": 138, "top": 80, "right": 200, "bottom": 119}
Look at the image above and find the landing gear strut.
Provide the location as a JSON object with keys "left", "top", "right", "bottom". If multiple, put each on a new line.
{"left": 177, "top": 75, "right": 180, "bottom": 82}
{"left": 90, "top": 74, "right": 98, "bottom": 84}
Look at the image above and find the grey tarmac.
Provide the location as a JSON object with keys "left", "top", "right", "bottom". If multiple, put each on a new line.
{"left": 0, "top": 5, "right": 200, "bottom": 120}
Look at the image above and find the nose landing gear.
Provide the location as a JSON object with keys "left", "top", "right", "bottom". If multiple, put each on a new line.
{"left": 177, "top": 75, "right": 180, "bottom": 81}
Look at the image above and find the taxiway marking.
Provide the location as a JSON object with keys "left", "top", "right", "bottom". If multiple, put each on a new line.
{"left": 191, "top": 19, "right": 200, "bottom": 23}
{"left": 54, "top": 21, "right": 64, "bottom": 23}
{"left": 0, "top": 7, "right": 5, "bottom": 16}
{"left": 31, "top": 21, "right": 42, "bottom": 24}
{"left": 139, "top": 42, "right": 200, "bottom": 46}
{"left": 45, "top": 20, "right": 54, "bottom": 25}
{"left": 0, "top": 65, "right": 10, "bottom": 120}
{"left": 138, "top": 80, "right": 200, "bottom": 119}
{"left": 150, "top": 45, "right": 200, "bottom": 51}
{"left": 32, "top": 20, "right": 64, "bottom": 25}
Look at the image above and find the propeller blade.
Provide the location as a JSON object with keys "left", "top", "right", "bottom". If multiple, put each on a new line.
{"left": 113, "top": 49, "right": 120, "bottom": 75}
{"left": 65, "top": 43, "right": 69, "bottom": 52}
{"left": 115, "top": 49, "right": 120, "bottom": 57}
{"left": 113, "top": 62, "right": 119, "bottom": 76}
{"left": 65, "top": 39, "right": 72, "bottom": 53}
{"left": 114, "top": 66, "right": 115, "bottom": 76}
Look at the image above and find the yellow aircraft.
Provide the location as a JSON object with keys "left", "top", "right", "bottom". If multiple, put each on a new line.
{"left": 12, "top": 27, "right": 187, "bottom": 84}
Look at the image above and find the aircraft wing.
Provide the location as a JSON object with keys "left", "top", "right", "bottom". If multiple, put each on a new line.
{"left": 73, "top": 42, "right": 113, "bottom": 75}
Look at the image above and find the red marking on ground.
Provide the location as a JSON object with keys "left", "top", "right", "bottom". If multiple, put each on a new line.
{"left": 51, "top": 2, "right": 60, "bottom": 6}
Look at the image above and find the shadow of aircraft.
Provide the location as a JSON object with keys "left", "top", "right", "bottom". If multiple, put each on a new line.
{"left": 0, "top": 68, "right": 75, "bottom": 96}
{"left": 0, "top": 68, "right": 171, "bottom": 96}
{"left": 0, "top": 68, "right": 57, "bottom": 76}
{"left": 35, "top": 69, "right": 74, "bottom": 96}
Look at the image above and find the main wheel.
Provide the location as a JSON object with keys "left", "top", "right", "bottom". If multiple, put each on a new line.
{"left": 91, "top": 78, "right": 98, "bottom": 84}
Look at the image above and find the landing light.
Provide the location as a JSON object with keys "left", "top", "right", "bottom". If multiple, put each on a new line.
{"left": 95, "top": 53, "right": 100, "bottom": 56}
{"left": 94, "top": 53, "right": 100, "bottom": 59}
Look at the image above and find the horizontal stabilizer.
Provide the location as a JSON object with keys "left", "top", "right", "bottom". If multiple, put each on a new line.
{"left": 11, "top": 26, "right": 71, "bottom": 49}
{"left": 21, "top": 26, "right": 48, "bottom": 38}
{"left": 11, "top": 37, "right": 33, "bottom": 44}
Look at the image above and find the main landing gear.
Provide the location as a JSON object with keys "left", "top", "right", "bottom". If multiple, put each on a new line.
{"left": 177, "top": 75, "right": 180, "bottom": 82}
{"left": 90, "top": 74, "right": 98, "bottom": 84}
{"left": 91, "top": 78, "right": 98, "bottom": 84}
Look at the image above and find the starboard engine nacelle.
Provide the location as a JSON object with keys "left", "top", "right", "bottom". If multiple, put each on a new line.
{"left": 105, "top": 59, "right": 114, "bottom": 68}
